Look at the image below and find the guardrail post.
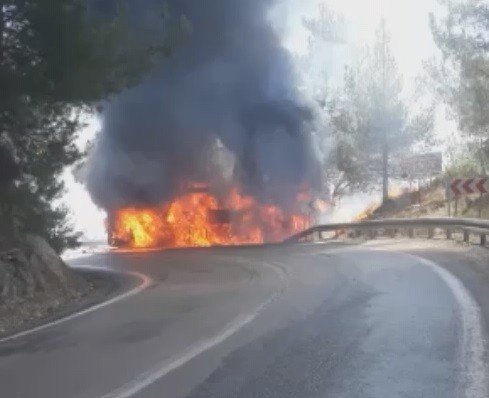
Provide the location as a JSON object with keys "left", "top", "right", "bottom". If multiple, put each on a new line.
{"left": 481, "top": 234, "right": 486, "bottom": 246}
{"left": 463, "top": 230, "right": 470, "bottom": 243}
{"left": 408, "top": 228, "right": 414, "bottom": 238}
{"left": 446, "top": 229, "right": 452, "bottom": 240}
{"left": 428, "top": 228, "right": 434, "bottom": 239}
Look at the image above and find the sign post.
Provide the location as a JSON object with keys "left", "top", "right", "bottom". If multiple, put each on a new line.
{"left": 449, "top": 178, "right": 488, "bottom": 218}
{"left": 446, "top": 180, "right": 451, "bottom": 217}
{"left": 479, "top": 192, "right": 483, "bottom": 218}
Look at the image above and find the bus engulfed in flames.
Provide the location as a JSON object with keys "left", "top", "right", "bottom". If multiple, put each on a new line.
{"left": 108, "top": 185, "right": 311, "bottom": 249}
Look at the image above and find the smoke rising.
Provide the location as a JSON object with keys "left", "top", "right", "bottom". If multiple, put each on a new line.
{"left": 86, "top": 0, "right": 321, "bottom": 211}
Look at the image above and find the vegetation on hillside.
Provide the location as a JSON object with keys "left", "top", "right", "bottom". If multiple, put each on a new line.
{"left": 304, "top": 1, "right": 489, "bottom": 209}
{"left": 430, "top": 0, "right": 489, "bottom": 176}
{"left": 0, "top": 0, "right": 188, "bottom": 252}
{"left": 305, "top": 16, "right": 434, "bottom": 202}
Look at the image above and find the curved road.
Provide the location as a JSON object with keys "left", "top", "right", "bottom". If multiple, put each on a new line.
{"left": 0, "top": 240, "right": 488, "bottom": 397}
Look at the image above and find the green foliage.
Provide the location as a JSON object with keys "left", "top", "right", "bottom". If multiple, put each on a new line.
{"left": 326, "top": 21, "right": 434, "bottom": 197}
{"left": 0, "top": 0, "right": 188, "bottom": 252}
{"left": 430, "top": 0, "right": 489, "bottom": 139}
{"left": 446, "top": 153, "right": 482, "bottom": 177}
{"left": 325, "top": 64, "right": 374, "bottom": 196}
{"left": 445, "top": 139, "right": 489, "bottom": 177}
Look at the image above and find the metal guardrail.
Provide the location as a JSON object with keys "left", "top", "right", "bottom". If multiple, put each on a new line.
{"left": 285, "top": 217, "right": 489, "bottom": 246}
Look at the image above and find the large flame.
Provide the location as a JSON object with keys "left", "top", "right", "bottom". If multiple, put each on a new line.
{"left": 109, "top": 186, "right": 310, "bottom": 249}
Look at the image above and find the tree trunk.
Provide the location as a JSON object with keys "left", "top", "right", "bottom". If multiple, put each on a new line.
{"left": 382, "top": 138, "right": 389, "bottom": 204}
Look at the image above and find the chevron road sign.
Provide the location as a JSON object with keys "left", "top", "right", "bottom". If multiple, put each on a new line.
{"left": 450, "top": 178, "right": 489, "bottom": 196}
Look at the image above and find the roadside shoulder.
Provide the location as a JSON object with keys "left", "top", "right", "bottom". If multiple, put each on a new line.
{"left": 0, "top": 266, "right": 139, "bottom": 341}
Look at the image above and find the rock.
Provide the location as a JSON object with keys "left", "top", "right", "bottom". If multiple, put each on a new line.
{"left": 0, "top": 234, "right": 95, "bottom": 335}
{"left": 0, "top": 234, "right": 89, "bottom": 305}
{"left": 25, "top": 235, "right": 68, "bottom": 282}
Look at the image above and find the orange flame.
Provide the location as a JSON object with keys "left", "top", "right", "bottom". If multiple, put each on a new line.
{"left": 110, "top": 186, "right": 309, "bottom": 249}
{"left": 354, "top": 203, "right": 378, "bottom": 222}
{"left": 354, "top": 185, "right": 407, "bottom": 221}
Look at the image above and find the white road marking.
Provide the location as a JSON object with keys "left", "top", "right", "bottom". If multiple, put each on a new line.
{"left": 100, "top": 261, "right": 286, "bottom": 398}
{"left": 316, "top": 245, "right": 488, "bottom": 397}
{"left": 0, "top": 266, "right": 152, "bottom": 344}
{"left": 405, "top": 254, "right": 488, "bottom": 398}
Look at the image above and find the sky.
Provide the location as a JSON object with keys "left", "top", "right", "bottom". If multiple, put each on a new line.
{"left": 62, "top": 0, "right": 447, "bottom": 242}
{"left": 280, "top": 0, "right": 442, "bottom": 87}
{"left": 60, "top": 117, "right": 106, "bottom": 241}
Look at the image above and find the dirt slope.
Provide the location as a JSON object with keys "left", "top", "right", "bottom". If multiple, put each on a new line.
{"left": 0, "top": 234, "right": 90, "bottom": 335}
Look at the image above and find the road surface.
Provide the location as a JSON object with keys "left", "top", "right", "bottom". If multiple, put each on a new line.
{"left": 0, "top": 239, "right": 488, "bottom": 398}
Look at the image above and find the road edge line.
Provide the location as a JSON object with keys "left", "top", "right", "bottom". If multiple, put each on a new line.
{"left": 0, "top": 266, "right": 152, "bottom": 344}
{"left": 100, "top": 261, "right": 286, "bottom": 398}
{"left": 326, "top": 245, "right": 489, "bottom": 397}
{"left": 403, "top": 253, "right": 488, "bottom": 398}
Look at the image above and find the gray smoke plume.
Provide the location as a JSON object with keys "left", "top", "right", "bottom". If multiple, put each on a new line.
{"left": 86, "top": 0, "right": 321, "bottom": 211}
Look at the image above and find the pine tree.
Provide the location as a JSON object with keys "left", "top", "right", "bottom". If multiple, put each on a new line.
{"left": 430, "top": 0, "right": 489, "bottom": 168}
{"left": 328, "top": 20, "right": 433, "bottom": 202}
{"left": 0, "top": 0, "right": 188, "bottom": 251}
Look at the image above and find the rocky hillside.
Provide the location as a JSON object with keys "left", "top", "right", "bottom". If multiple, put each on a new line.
{"left": 0, "top": 234, "right": 90, "bottom": 335}
{"left": 367, "top": 180, "right": 489, "bottom": 220}
{"left": 370, "top": 183, "right": 447, "bottom": 219}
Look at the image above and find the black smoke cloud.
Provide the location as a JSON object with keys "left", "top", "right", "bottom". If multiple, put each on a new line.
{"left": 86, "top": 0, "right": 321, "bottom": 211}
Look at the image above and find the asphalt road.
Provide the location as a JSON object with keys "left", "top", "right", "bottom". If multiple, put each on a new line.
{"left": 1, "top": 240, "right": 488, "bottom": 398}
